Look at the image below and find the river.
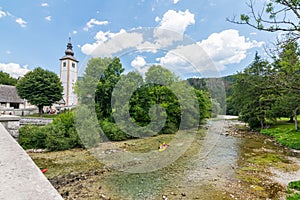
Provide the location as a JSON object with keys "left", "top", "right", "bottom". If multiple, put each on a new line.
{"left": 92, "top": 116, "right": 300, "bottom": 199}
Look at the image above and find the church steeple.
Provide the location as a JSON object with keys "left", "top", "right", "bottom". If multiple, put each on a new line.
{"left": 65, "top": 37, "right": 74, "bottom": 57}
{"left": 60, "top": 37, "right": 78, "bottom": 106}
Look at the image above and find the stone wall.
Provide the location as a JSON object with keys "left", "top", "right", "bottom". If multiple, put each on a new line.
{"left": 0, "top": 115, "right": 20, "bottom": 140}
{"left": 20, "top": 118, "right": 53, "bottom": 126}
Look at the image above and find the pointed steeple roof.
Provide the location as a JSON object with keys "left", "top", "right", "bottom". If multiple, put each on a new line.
{"left": 65, "top": 37, "right": 74, "bottom": 56}
{"left": 60, "top": 37, "right": 78, "bottom": 62}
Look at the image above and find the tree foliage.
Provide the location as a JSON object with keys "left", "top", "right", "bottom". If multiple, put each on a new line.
{"left": 16, "top": 67, "right": 63, "bottom": 116}
{"left": 0, "top": 71, "right": 17, "bottom": 85}
{"left": 232, "top": 53, "right": 276, "bottom": 129}
{"left": 76, "top": 58, "right": 212, "bottom": 141}
{"left": 272, "top": 41, "right": 300, "bottom": 129}
{"left": 228, "top": 0, "right": 300, "bottom": 39}
{"left": 232, "top": 42, "right": 300, "bottom": 130}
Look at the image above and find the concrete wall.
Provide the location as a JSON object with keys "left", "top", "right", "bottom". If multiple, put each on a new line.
{"left": 0, "top": 122, "right": 63, "bottom": 200}
{"left": 0, "top": 115, "right": 20, "bottom": 140}
{"left": 0, "top": 116, "right": 53, "bottom": 141}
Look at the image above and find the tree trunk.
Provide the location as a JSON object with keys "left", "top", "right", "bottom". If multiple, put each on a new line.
{"left": 38, "top": 105, "right": 43, "bottom": 117}
{"left": 294, "top": 106, "right": 299, "bottom": 131}
{"left": 260, "top": 116, "right": 264, "bottom": 129}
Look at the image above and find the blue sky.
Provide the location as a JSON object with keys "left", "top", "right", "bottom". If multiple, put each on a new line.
{"left": 0, "top": 0, "right": 279, "bottom": 78}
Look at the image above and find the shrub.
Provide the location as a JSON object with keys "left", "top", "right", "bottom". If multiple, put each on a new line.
{"left": 101, "top": 121, "right": 132, "bottom": 141}
{"left": 288, "top": 180, "right": 300, "bottom": 191}
{"left": 19, "top": 125, "right": 47, "bottom": 149}
{"left": 19, "top": 111, "right": 83, "bottom": 151}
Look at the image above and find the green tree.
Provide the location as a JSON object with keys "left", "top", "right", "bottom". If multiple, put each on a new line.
{"left": 228, "top": 0, "right": 300, "bottom": 39}
{"left": 232, "top": 53, "right": 276, "bottom": 128}
{"left": 0, "top": 71, "right": 17, "bottom": 85}
{"left": 16, "top": 67, "right": 63, "bottom": 116}
{"left": 94, "top": 57, "right": 124, "bottom": 120}
{"left": 272, "top": 41, "right": 300, "bottom": 130}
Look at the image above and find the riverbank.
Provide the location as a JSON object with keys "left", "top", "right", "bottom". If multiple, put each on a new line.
{"left": 224, "top": 119, "right": 300, "bottom": 199}
{"left": 28, "top": 118, "right": 300, "bottom": 199}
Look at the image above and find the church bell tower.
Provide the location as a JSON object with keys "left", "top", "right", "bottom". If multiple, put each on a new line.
{"left": 60, "top": 37, "right": 78, "bottom": 106}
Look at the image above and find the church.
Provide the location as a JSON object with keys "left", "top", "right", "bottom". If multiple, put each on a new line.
{"left": 59, "top": 38, "right": 78, "bottom": 107}
{"left": 0, "top": 38, "right": 79, "bottom": 115}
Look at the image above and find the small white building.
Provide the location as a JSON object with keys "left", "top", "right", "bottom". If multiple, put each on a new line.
{"left": 59, "top": 38, "right": 78, "bottom": 106}
{"left": 0, "top": 85, "right": 24, "bottom": 110}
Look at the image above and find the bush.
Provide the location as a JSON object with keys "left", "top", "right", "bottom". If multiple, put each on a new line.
{"left": 19, "top": 111, "right": 83, "bottom": 151}
{"left": 19, "top": 125, "right": 47, "bottom": 149}
{"left": 101, "top": 121, "right": 132, "bottom": 141}
{"left": 160, "top": 122, "right": 178, "bottom": 134}
{"left": 288, "top": 180, "right": 300, "bottom": 191}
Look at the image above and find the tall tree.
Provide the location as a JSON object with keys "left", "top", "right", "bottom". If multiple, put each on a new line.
{"left": 16, "top": 67, "right": 63, "bottom": 116}
{"left": 76, "top": 57, "right": 125, "bottom": 121}
{"left": 232, "top": 53, "right": 276, "bottom": 128}
{"left": 95, "top": 57, "right": 124, "bottom": 120}
{"left": 0, "top": 71, "right": 17, "bottom": 85}
{"left": 272, "top": 41, "right": 300, "bottom": 130}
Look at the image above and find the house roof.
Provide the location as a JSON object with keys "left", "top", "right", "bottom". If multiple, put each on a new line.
{"left": 0, "top": 85, "right": 23, "bottom": 103}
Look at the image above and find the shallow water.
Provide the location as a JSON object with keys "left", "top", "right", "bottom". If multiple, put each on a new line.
{"left": 94, "top": 118, "right": 300, "bottom": 199}
{"left": 98, "top": 119, "right": 240, "bottom": 199}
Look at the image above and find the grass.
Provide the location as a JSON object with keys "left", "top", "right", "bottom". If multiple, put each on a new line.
{"left": 287, "top": 181, "right": 300, "bottom": 200}
{"left": 28, "top": 148, "right": 103, "bottom": 179}
{"left": 247, "top": 153, "right": 287, "bottom": 165}
{"left": 260, "top": 120, "right": 300, "bottom": 150}
{"left": 287, "top": 193, "right": 300, "bottom": 200}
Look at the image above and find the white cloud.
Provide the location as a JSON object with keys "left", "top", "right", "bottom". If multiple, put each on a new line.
{"left": 158, "top": 9, "right": 194, "bottom": 34}
{"left": 198, "top": 29, "right": 264, "bottom": 65}
{"left": 157, "top": 29, "right": 264, "bottom": 75}
{"left": 0, "top": 10, "right": 7, "bottom": 18}
{"left": 73, "top": 30, "right": 77, "bottom": 34}
{"left": 6, "top": 50, "right": 11, "bottom": 54}
{"left": 131, "top": 56, "right": 146, "bottom": 68}
{"left": 45, "top": 16, "right": 51, "bottom": 21}
{"left": 154, "top": 9, "right": 195, "bottom": 47}
{"left": 131, "top": 56, "right": 150, "bottom": 75}
{"left": 173, "top": 0, "right": 180, "bottom": 4}
{"left": 155, "top": 16, "right": 160, "bottom": 22}
{"left": 0, "top": 63, "right": 30, "bottom": 78}
{"left": 83, "top": 18, "right": 109, "bottom": 31}
{"left": 81, "top": 29, "right": 143, "bottom": 57}
{"left": 157, "top": 43, "right": 219, "bottom": 75}
{"left": 136, "top": 41, "right": 159, "bottom": 53}
{"left": 16, "top": 17, "right": 27, "bottom": 27}
{"left": 41, "top": 3, "right": 49, "bottom": 7}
